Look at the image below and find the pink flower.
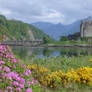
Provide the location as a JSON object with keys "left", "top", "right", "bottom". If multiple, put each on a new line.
{"left": 4, "top": 66, "right": 10, "bottom": 72}
{"left": 27, "top": 69, "right": 31, "bottom": 74}
{"left": 1, "top": 50, "right": 4, "bottom": 54}
{"left": 31, "top": 81, "right": 34, "bottom": 85}
{"left": 15, "top": 77, "right": 20, "bottom": 81}
{"left": 13, "top": 81, "right": 19, "bottom": 86}
{"left": 12, "top": 65, "right": 16, "bottom": 69}
{"left": 26, "top": 82, "right": 31, "bottom": 87}
{"left": 18, "top": 84, "right": 24, "bottom": 88}
{"left": 19, "top": 63, "right": 26, "bottom": 68}
{"left": 0, "top": 79, "right": 2, "bottom": 82}
{"left": 24, "top": 72, "right": 29, "bottom": 76}
{"left": 0, "top": 53, "right": 2, "bottom": 56}
{"left": 9, "top": 72, "right": 18, "bottom": 79}
{"left": 26, "top": 88, "right": 32, "bottom": 92}
{"left": 6, "top": 74, "right": 12, "bottom": 80}
{"left": 10, "top": 54, "right": 14, "bottom": 59}
{"left": 19, "top": 73, "right": 23, "bottom": 77}
{"left": 0, "top": 89, "right": 2, "bottom": 92}
{"left": 0, "top": 61, "right": 5, "bottom": 65}
{"left": 9, "top": 48, "right": 12, "bottom": 53}
{"left": 0, "top": 66, "right": 2, "bottom": 70}
{"left": 19, "top": 78, "right": 25, "bottom": 84}
{"left": 16, "top": 87, "right": 21, "bottom": 92}
{"left": 12, "top": 59, "right": 17, "bottom": 63}
{"left": 7, "top": 86, "right": 12, "bottom": 90}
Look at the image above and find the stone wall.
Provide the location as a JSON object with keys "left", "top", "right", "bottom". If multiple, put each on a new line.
{"left": 0, "top": 40, "right": 43, "bottom": 46}
{"left": 80, "top": 21, "right": 92, "bottom": 38}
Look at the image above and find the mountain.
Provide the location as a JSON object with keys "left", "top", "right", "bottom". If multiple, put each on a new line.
{"left": 84, "top": 16, "right": 92, "bottom": 21}
{"left": 32, "top": 20, "right": 82, "bottom": 40}
{"left": 0, "top": 15, "right": 47, "bottom": 41}
{"left": 32, "top": 16, "right": 92, "bottom": 40}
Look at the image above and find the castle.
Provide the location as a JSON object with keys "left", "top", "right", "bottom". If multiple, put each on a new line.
{"left": 80, "top": 20, "right": 92, "bottom": 38}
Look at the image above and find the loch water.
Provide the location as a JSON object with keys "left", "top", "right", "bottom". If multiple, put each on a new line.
{"left": 11, "top": 46, "right": 92, "bottom": 62}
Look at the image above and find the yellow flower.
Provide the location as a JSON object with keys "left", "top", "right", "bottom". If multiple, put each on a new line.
{"left": 27, "top": 65, "right": 31, "bottom": 69}
{"left": 28, "top": 64, "right": 92, "bottom": 88}
{"left": 88, "top": 59, "right": 92, "bottom": 62}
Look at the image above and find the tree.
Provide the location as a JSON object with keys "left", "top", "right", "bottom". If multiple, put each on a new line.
{"left": 60, "top": 36, "right": 68, "bottom": 41}
{"left": 68, "top": 32, "right": 80, "bottom": 40}
{"left": 43, "top": 35, "right": 50, "bottom": 43}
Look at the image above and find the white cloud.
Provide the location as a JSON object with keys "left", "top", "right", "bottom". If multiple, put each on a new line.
{"left": 0, "top": 8, "right": 11, "bottom": 15}
{"left": 0, "top": 0, "right": 91, "bottom": 24}
{"left": 29, "top": 10, "right": 64, "bottom": 23}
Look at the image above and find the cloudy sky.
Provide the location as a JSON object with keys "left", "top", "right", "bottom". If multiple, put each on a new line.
{"left": 0, "top": 0, "right": 92, "bottom": 24}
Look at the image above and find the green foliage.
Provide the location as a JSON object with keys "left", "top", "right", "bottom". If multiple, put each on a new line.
{"left": 0, "top": 15, "right": 7, "bottom": 26}
{"left": 43, "top": 35, "right": 51, "bottom": 43}
{"left": 60, "top": 32, "right": 80, "bottom": 42}
{"left": 30, "top": 55, "right": 92, "bottom": 72}
{"left": 68, "top": 32, "right": 80, "bottom": 40}
{"left": 60, "top": 36, "right": 68, "bottom": 41}
{"left": 0, "top": 15, "right": 48, "bottom": 40}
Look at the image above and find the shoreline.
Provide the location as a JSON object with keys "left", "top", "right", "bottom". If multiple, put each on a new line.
{"left": 2, "top": 44, "right": 92, "bottom": 48}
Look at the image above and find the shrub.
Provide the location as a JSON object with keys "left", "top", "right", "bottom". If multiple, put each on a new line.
{"left": 0, "top": 45, "right": 40, "bottom": 92}
{"left": 28, "top": 64, "right": 92, "bottom": 88}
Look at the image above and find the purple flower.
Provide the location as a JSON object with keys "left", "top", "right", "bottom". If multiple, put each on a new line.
{"left": 7, "top": 86, "right": 12, "bottom": 90}
{"left": 16, "top": 87, "right": 21, "bottom": 92}
{"left": 19, "top": 73, "right": 23, "bottom": 77}
{"left": 0, "top": 79, "right": 2, "bottom": 82}
{"left": 15, "top": 77, "right": 20, "bottom": 81}
{"left": 0, "top": 61, "right": 5, "bottom": 65}
{"left": 19, "top": 78, "right": 25, "bottom": 84}
{"left": 26, "top": 88, "right": 32, "bottom": 92}
{"left": 1, "top": 50, "right": 4, "bottom": 54}
{"left": 31, "top": 81, "right": 34, "bottom": 85}
{"left": 12, "top": 65, "right": 16, "bottom": 69}
{"left": 0, "top": 45, "right": 35, "bottom": 91}
{"left": 12, "top": 59, "right": 17, "bottom": 63}
{"left": 27, "top": 69, "right": 31, "bottom": 74}
{"left": 26, "top": 82, "right": 31, "bottom": 87}
{"left": 4, "top": 66, "right": 10, "bottom": 72}
{"left": 0, "top": 66, "right": 2, "bottom": 70}
{"left": 0, "top": 89, "right": 2, "bottom": 92}
{"left": 24, "top": 72, "right": 29, "bottom": 76}
{"left": 13, "top": 81, "right": 19, "bottom": 86}
{"left": 18, "top": 84, "right": 24, "bottom": 88}
{"left": 10, "top": 54, "right": 14, "bottom": 59}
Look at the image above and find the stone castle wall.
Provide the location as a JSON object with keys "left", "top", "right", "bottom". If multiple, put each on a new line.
{"left": 80, "top": 21, "right": 92, "bottom": 38}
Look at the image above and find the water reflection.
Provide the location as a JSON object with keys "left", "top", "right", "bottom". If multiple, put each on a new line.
{"left": 11, "top": 46, "right": 92, "bottom": 61}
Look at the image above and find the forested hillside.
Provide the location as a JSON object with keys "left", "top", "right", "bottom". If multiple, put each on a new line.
{"left": 0, "top": 15, "right": 47, "bottom": 40}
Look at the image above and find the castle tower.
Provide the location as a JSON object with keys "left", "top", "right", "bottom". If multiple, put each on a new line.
{"left": 80, "top": 20, "right": 92, "bottom": 38}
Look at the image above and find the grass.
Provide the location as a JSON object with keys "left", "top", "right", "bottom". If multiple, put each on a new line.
{"left": 41, "top": 86, "right": 92, "bottom": 92}
{"left": 26, "top": 55, "right": 92, "bottom": 92}
{"left": 29, "top": 55, "right": 92, "bottom": 72}
{"left": 42, "top": 40, "right": 92, "bottom": 47}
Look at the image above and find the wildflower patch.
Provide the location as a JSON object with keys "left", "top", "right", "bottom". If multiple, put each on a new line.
{"left": 0, "top": 45, "right": 40, "bottom": 92}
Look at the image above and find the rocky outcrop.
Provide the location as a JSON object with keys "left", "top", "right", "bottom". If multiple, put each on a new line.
{"left": 28, "top": 30, "right": 35, "bottom": 40}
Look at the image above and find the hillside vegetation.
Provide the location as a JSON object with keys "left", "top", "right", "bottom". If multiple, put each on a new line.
{"left": 0, "top": 15, "right": 47, "bottom": 40}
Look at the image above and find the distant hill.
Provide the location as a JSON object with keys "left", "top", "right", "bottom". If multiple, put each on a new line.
{"left": 84, "top": 16, "right": 92, "bottom": 21}
{"left": 32, "top": 20, "right": 81, "bottom": 40}
{"left": 0, "top": 15, "right": 47, "bottom": 40}
{"left": 32, "top": 16, "right": 92, "bottom": 40}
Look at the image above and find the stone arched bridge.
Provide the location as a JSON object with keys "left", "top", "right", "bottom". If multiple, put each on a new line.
{"left": 0, "top": 40, "right": 43, "bottom": 46}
